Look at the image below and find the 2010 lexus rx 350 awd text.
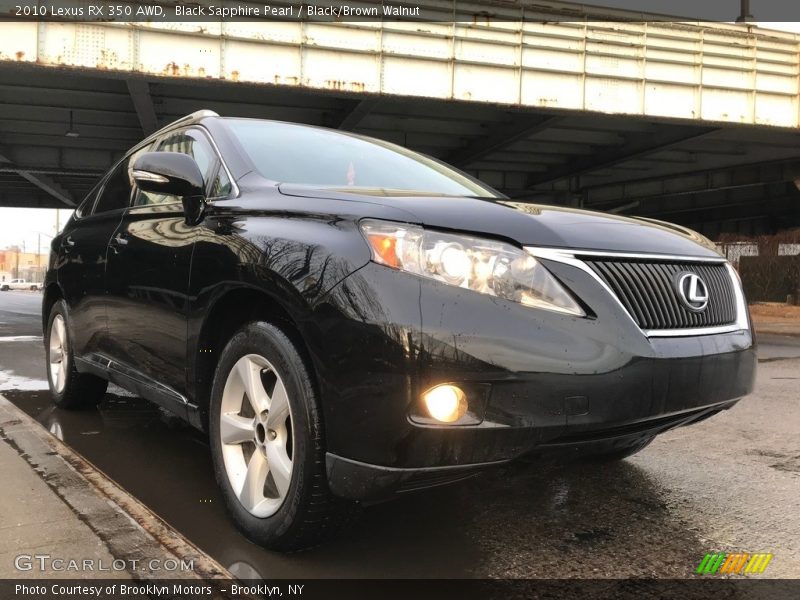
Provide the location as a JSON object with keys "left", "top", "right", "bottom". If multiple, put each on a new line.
{"left": 42, "top": 110, "right": 756, "bottom": 550}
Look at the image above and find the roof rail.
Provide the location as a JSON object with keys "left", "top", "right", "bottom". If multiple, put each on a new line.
{"left": 187, "top": 109, "right": 220, "bottom": 120}
{"left": 147, "top": 109, "right": 220, "bottom": 140}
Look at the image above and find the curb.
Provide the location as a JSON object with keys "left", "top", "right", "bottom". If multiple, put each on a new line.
{"left": 0, "top": 395, "right": 237, "bottom": 595}
{"left": 754, "top": 328, "right": 800, "bottom": 339}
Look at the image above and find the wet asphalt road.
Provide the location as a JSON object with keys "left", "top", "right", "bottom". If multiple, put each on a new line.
{"left": 1, "top": 291, "right": 799, "bottom": 579}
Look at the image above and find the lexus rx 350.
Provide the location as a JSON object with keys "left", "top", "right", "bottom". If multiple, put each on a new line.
{"left": 43, "top": 110, "right": 756, "bottom": 550}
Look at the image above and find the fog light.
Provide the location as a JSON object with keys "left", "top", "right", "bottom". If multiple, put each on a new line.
{"left": 422, "top": 384, "right": 467, "bottom": 423}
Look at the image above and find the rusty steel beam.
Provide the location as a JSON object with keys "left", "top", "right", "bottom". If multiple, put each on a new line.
{"left": 337, "top": 98, "right": 378, "bottom": 131}
{"left": 127, "top": 79, "right": 159, "bottom": 135}
{"left": 527, "top": 126, "right": 720, "bottom": 188}
{"left": 0, "top": 148, "right": 75, "bottom": 207}
{"left": 585, "top": 158, "right": 800, "bottom": 207}
{"left": 445, "top": 115, "right": 563, "bottom": 167}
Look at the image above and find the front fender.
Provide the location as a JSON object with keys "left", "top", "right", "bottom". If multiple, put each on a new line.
{"left": 191, "top": 208, "right": 371, "bottom": 308}
{"left": 185, "top": 208, "right": 373, "bottom": 413}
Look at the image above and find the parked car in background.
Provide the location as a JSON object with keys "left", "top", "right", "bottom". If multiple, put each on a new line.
{"left": 1, "top": 278, "right": 41, "bottom": 291}
{"left": 42, "top": 110, "right": 756, "bottom": 551}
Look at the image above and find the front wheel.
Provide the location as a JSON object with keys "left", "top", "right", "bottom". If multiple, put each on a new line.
{"left": 209, "top": 322, "right": 346, "bottom": 551}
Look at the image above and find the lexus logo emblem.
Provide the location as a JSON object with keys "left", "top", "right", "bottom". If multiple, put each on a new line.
{"left": 676, "top": 272, "right": 709, "bottom": 312}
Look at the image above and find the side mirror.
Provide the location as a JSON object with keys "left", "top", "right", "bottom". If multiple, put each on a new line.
{"left": 132, "top": 152, "right": 205, "bottom": 197}
{"left": 132, "top": 152, "right": 206, "bottom": 225}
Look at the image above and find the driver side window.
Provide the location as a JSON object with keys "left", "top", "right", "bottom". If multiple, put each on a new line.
{"left": 133, "top": 129, "right": 231, "bottom": 206}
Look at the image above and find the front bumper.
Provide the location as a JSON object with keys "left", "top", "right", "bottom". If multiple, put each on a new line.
{"left": 325, "top": 398, "right": 739, "bottom": 501}
{"left": 308, "top": 259, "right": 756, "bottom": 501}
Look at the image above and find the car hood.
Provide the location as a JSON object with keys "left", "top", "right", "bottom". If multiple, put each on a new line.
{"left": 277, "top": 185, "right": 721, "bottom": 258}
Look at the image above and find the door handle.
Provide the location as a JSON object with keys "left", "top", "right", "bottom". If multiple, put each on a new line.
{"left": 110, "top": 233, "right": 129, "bottom": 254}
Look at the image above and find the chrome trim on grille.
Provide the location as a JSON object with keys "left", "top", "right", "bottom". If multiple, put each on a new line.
{"left": 524, "top": 247, "right": 750, "bottom": 338}
{"left": 547, "top": 249, "right": 728, "bottom": 263}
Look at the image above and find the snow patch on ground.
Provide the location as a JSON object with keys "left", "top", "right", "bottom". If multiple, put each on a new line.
{"left": 0, "top": 369, "right": 48, "bottom": 391}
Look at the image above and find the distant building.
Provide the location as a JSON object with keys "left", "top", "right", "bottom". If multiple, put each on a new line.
{"left": 0, "top": 247, "right": 49, "bottom": 282}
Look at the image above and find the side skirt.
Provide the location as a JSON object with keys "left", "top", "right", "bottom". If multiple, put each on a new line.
{"left": 74, "top": 353, "right": 204, "bottom": 431}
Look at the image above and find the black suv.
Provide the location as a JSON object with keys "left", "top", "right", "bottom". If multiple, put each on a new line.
{"left": 44, "top": 110, "right": 756, "bottom": 550}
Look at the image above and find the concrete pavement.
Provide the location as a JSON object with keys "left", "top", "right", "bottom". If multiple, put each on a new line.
{"left": 0, "top": 428, "right": 122, "bottom": 580}
{"left": 0, "top": 290, "right": 42, "bottom": 337}
{"left": 0, "top": 394, "right": 231, "bottom": 584}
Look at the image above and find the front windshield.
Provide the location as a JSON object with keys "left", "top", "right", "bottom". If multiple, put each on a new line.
{"left": 224, "top": 119, "right": 500, "bottom": 198}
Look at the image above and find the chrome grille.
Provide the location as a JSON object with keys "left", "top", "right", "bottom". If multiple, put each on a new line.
{"left": 583, "top": 259, "right": 737, "bottom": 330}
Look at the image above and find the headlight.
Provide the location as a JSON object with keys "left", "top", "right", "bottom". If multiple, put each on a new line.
{"left": 359, "top": 220, "right": 585, "bottom": 317}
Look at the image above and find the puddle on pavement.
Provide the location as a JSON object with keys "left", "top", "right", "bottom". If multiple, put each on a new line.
{"left": 2, "top": 387, "right": 706, "bottom": 578}
{"left": 2, "top": 388, "right": 483, "bottom": 578}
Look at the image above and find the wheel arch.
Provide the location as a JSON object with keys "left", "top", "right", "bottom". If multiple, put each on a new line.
{"left": 191, "top": 285, "right": 318, "bottom": 430}
{"left": 42, "top": 282, "right": 64, "bottom": 335}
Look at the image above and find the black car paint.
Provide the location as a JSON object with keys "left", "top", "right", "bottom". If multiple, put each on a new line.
{"left": 55, "top": 210, "right": 123, "bottom": 356}
{"left": 103, "top": 201, "right": 194, "bottom": 394}
{"left": 44, "top": 114, "right": 756, "bottom": 501}
{"left": 133, "top": 151, "right": 206, "bottom": 197}
{"left": 276, "top": 184, "right": 722, "bottom": 256}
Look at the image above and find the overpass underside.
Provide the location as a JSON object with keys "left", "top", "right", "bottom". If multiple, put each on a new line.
{"left": 1, "top": 17, "right": 799, "bottom": 236}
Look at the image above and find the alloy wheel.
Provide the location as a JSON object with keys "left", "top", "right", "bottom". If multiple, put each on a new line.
{"left": 219, "top": 354, "right": 295, "bottom": 518}
{"left": 49, "top": 314, "right": 68, "bottom": 394}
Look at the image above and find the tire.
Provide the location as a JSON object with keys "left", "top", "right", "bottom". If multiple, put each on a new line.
{"left": 209, "top": 321, "right": 345, "bottom": 551}
{"left": 585, "top": 436, "right": 654, "bottom": 463}
{"left": 46, "top": 300, "right": 108, "bottom": 409}
{"left": 1, "top": 285, "right": 8, "bottom": 291}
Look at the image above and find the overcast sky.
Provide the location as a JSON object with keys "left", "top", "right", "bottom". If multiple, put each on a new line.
{"left": 0, "top": 208, "right": 73, "bottom": 254}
